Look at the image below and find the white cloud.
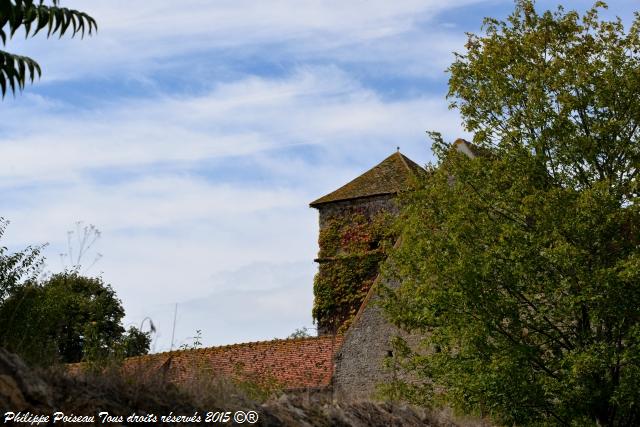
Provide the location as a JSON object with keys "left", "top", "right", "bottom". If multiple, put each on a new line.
{"left": 0, "top": 67, "right": 462, "bottom": 187}
{"left": 5, "top": 0, "right": 486, "bottom": 82}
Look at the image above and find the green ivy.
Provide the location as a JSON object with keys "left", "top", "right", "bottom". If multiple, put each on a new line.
{"left": 313, "top": 208, "right": 396, "bottom": 334}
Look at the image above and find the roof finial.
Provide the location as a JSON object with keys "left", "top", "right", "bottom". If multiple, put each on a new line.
{"left": 396, "top": 146, "right": 400, "bottom": 152}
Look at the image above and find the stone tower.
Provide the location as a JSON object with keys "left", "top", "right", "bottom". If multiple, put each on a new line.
{"left": 309, "top": 151, "right": 424, "bottom": 336}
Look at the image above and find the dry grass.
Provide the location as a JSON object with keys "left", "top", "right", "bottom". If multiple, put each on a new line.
{"left": 30, "top": 359, "right": 496, "bottom": 426}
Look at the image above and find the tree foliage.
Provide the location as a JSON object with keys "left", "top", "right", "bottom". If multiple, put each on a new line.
{"left": 287, "top": 326, "right": 312, "bottom": 339}
{"left": 120, "top": 326, "right": 152, "bottom": 359}
{"left": 0, "top": 217, "right": 44, "bottom": 302}
{"left": 0, "top": 272, "right": 150, "bottom": 365}
{"left": 382, "top": 2, "right": 640, "bottom": 426}
{"left": 0, "top": 0, "right": 96, "bottom": 96}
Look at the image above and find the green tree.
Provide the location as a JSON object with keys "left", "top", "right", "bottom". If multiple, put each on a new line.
{"left": 120, "top": 326, "right": 152, "bottom": 358}
{"left": 382, "top": 2, "right": 640, "bottom": 425}
{"left": 0, "top": 271, "right": 150, "bottom": 365}
{"left": 0, "top": 217, "right": 44, "bottom": 302}
{"left": 287, "top": 326, "right": 312, "bottom": 339}
{"left": 0, "top": 0, "right": 97, "bottom": 96}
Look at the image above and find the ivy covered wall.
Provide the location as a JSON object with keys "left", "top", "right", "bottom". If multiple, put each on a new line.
{"left": 313, "top": 196, "right": 398, "bottom": 335}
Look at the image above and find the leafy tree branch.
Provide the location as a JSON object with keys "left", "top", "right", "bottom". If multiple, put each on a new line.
{"left": 0, "top": 0, "right": 97, "bottom": 96}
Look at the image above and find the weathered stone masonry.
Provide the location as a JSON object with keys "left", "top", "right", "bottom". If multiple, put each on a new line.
{"left": 332, "top": 273, "right": 423, "bottom": 401}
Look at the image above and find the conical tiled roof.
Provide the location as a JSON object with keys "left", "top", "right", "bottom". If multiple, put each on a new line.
{"left": 310, "top": 151, "right": 424, "bottom": 207}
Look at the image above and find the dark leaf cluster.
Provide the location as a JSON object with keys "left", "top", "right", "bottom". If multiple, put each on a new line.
{"left": 0, "top": 0, "right": 96, "bottom": 96}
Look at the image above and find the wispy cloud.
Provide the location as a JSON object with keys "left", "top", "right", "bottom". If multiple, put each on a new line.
{"left": 6, "top": 0, "right": 486, "bottom": 83}
{"left": 0, "top": 67, "right": 463, "bottom": 187}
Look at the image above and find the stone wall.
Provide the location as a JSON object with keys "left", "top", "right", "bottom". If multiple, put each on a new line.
{"left": 316, "top": 194, "right": 398, "bottom": 231}
{"left": 332, "top": 274, "right": 424, "bottom": 402}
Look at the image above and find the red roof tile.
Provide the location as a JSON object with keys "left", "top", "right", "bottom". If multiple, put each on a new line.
{"left": 120, "top": 335, "right": 343, "bottom": 391}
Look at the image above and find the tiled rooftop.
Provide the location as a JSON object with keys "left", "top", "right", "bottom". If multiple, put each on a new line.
{"left": 94, "top": 335, "right": 344, "bottom": 391}
{"left": 309, "top": 151, "right": 424, "bottom": 207}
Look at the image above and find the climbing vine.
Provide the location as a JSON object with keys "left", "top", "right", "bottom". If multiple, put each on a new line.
{"left": 313, "top": 207, "right": 396, "bottom": 334}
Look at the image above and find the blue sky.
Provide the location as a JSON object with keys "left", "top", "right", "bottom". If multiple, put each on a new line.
{"left": 0, "top": 1, "right": 635, "bottom": 352}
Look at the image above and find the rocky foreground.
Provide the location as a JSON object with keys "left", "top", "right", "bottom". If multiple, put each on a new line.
{"left": 0, "top": 348, "right": 476, "bottom": 426}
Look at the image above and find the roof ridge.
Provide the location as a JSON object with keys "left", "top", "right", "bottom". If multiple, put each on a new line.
{"left": 396, "top": 151, "right": 411, "bottom": 171}
{"left": 396, "top": 151, "right": 423, "bottom": 175}
{"left": 144, "top": 334, "right": 342, "bottom": 357}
